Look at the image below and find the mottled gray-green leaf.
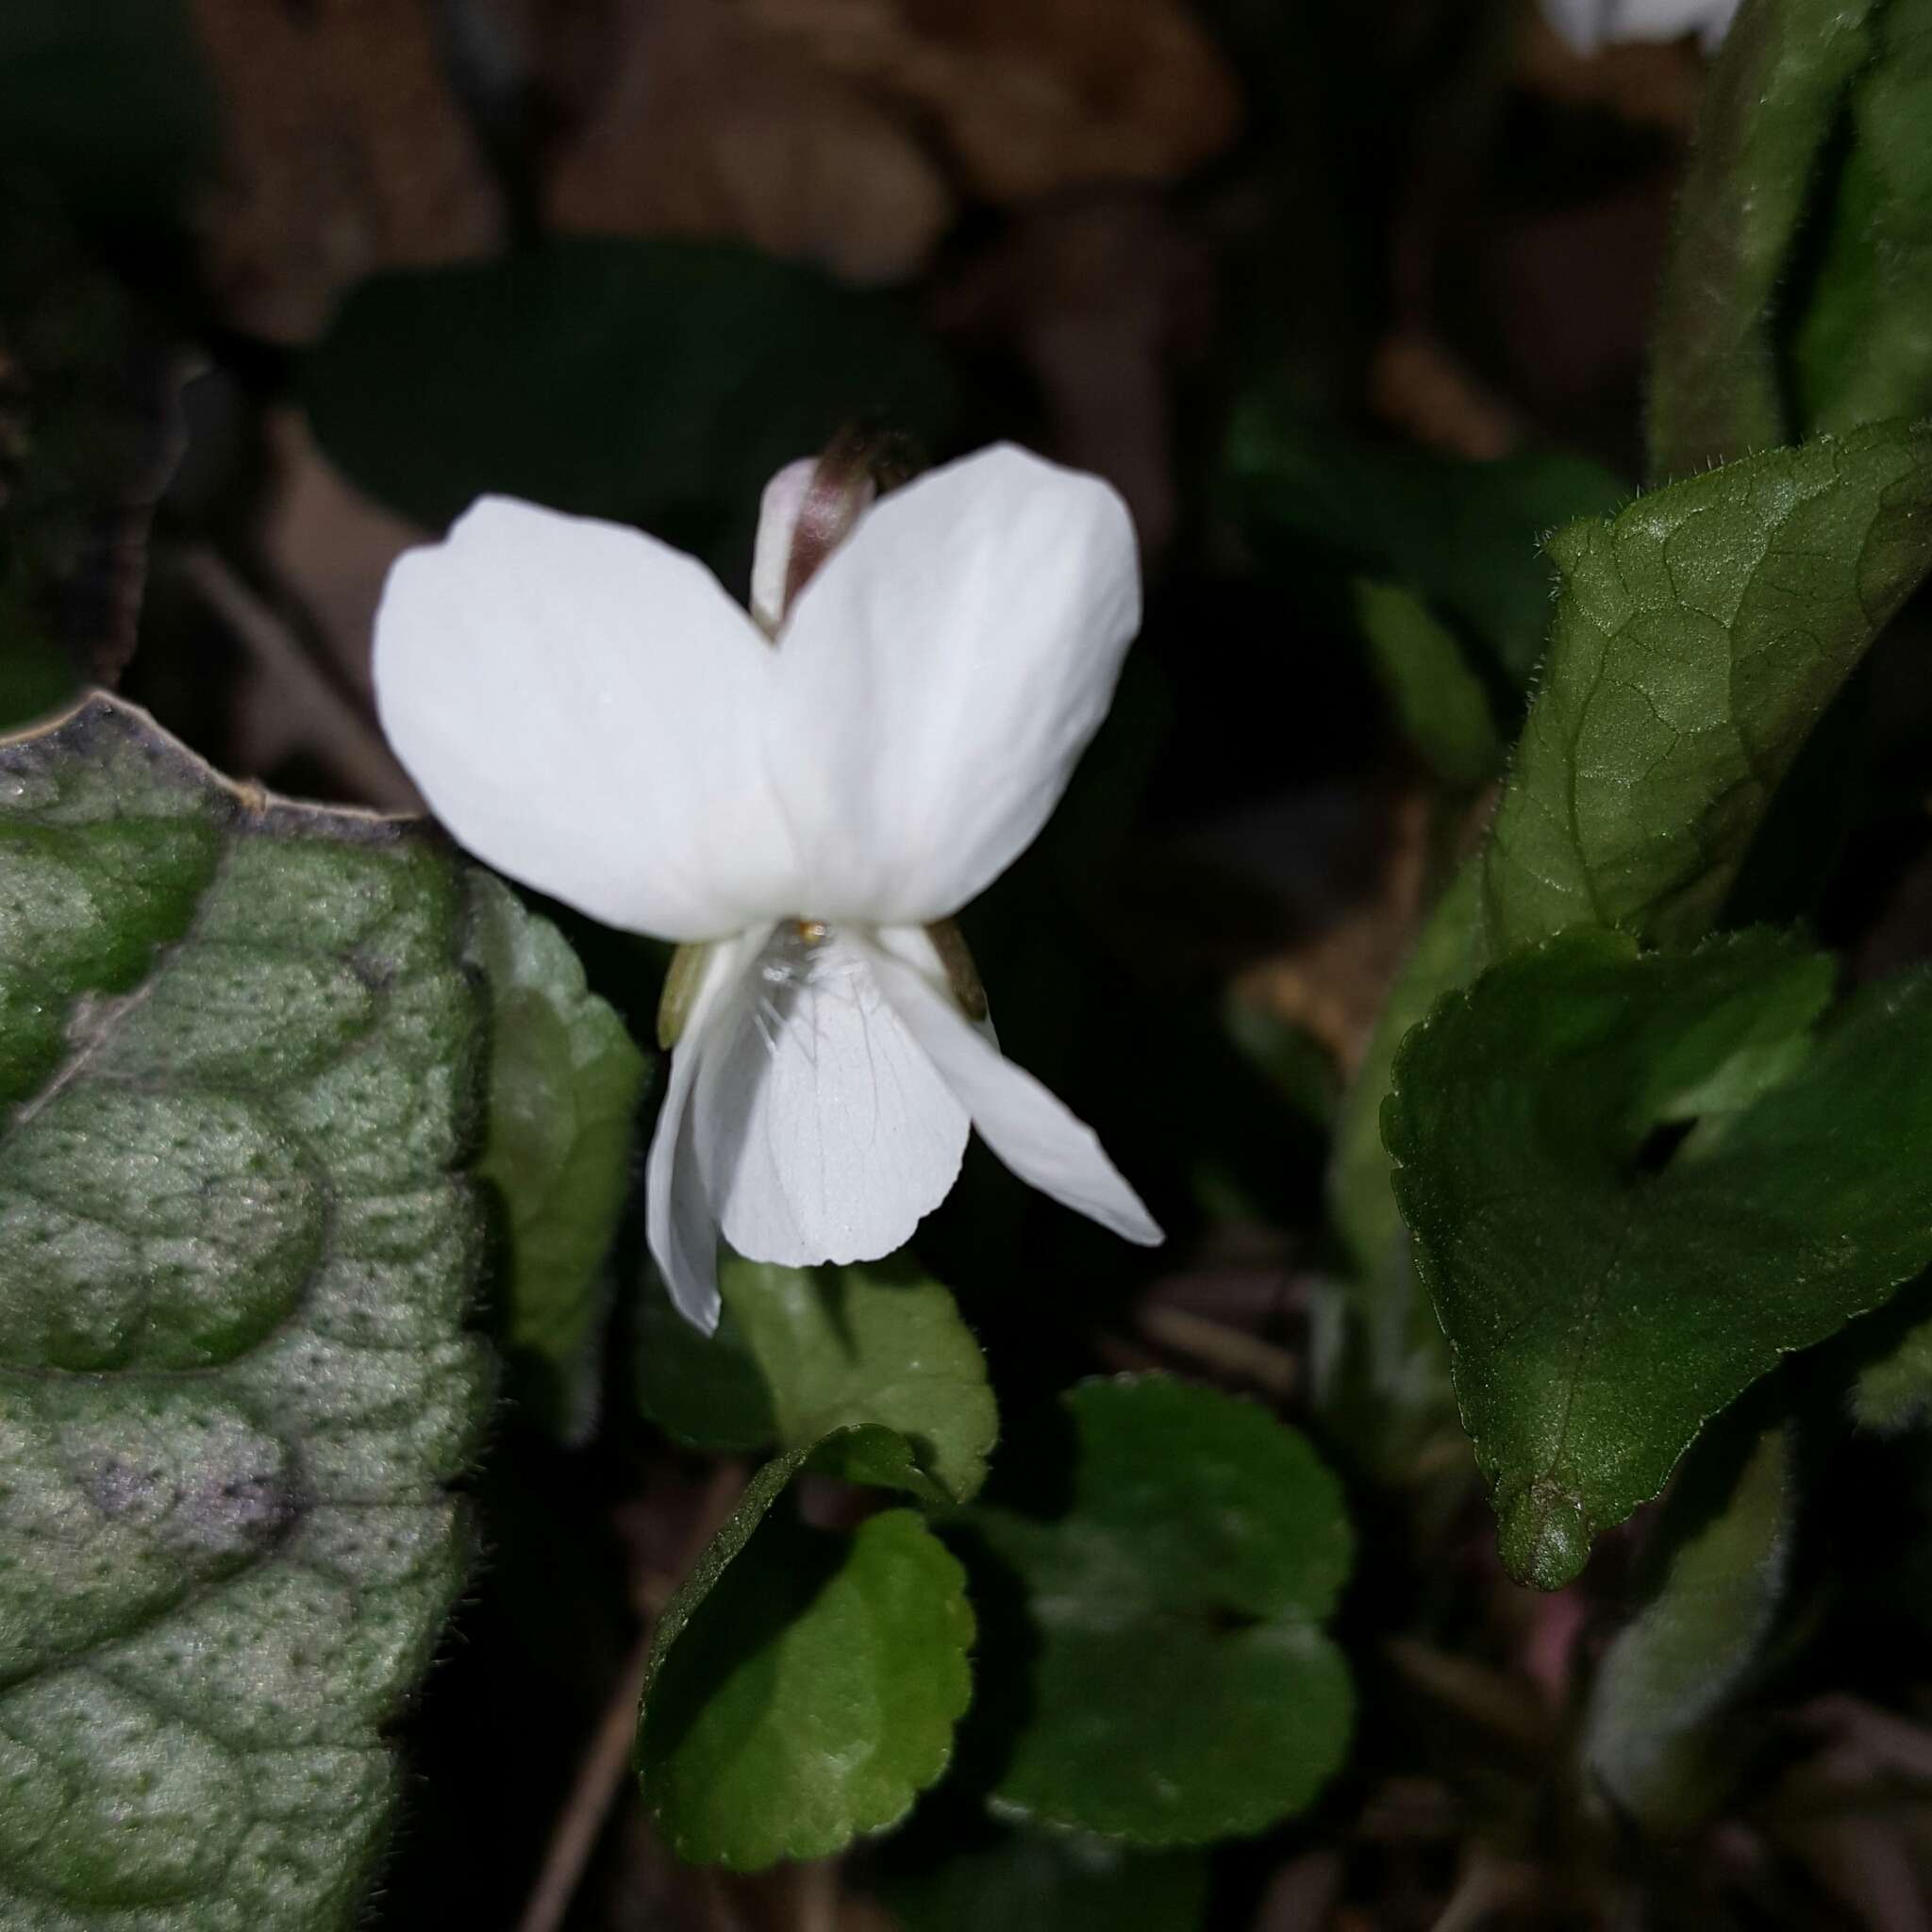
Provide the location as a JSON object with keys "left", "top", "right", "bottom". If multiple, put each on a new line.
{"left": 1483, "top": 422, "right": 1932, "bottom": 952}
{"left": 1792, "top": 0, "right": 1932, "bottom": 437}
{"left": 1387, "top": 927, "right": 1932, "bottom": 1587}
{"left": 638, "top": 1252, "right": 996, "bottom": 1504}
{"left": 465, "top": 874, "right": 648, "bottom": 1443}
{"left": 0, "top": 695, "right": 491, "bottom": 1928}
{"left": 1583, "top": 1417, "right": 1796, "bottom": 1829}
{"left": 974, "top": 1376, "right": 1353, "bottom": 1844}
{"left": 636, "top": 1437, "right": 974, "bottom": 1871}
{"left": 1648, "top": 0, "right": 1883, "bottom": 475}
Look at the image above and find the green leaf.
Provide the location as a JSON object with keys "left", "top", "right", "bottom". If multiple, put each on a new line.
{"left": 879, "top": 1828, "right": 1208, "bottom": 1932}
{"left": 1582, "top": 1415, "right": 1797, "bottom": 1830}
{"left": 464, "top": 873, "right": 649, "bottom": 1442}
{"left": 1351, "top": 579, "right": 1502, "bottom": 787}
{"left": 1792, "top": 0, "right": 1932, "bottom": 436}
{"left": 637, "top": 1440, "right": 975, "bottom": 1870}
{"left": 303, "top": 239, "right": 958, "bottom": 564}
{"left": 972, "top": 1376, "right": 1354, "bottom": 1844}
{"left": 1648, "top": 0, "right": 1883, "bottom": 475}
{"left": 0, "top": 695, "right": 491, "bottom": 1926}
{"left": 638, "top": 1252, "right": 997, "bottom": 1505}
{"left": 1387, "top": 927, "right": 1932, "bottom": 1588}
{"left": 1484, "top": 422, "right": 1932, "bottom": 954}
{"left": 1223, "top": 399, "right": 1628, "bottom": 687}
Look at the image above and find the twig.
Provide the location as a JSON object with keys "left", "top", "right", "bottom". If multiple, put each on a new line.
{"left": 1136, "top": 1304, "right": 1299, "bottom": 1399}
{"left": 516, "top": 1462, "right": 748, "bottom": 1932}
{"left": 174, "top": 543, "right": 418, "bottom": 809}
{"left": 1427, "top": 1854, "right": 1539, "bottom": 1932}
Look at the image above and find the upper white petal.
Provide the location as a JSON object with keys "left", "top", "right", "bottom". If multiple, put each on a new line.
{"left": 646, "top": 928, "right": 774, "bottom": 1332}
{"left": 375, "top": 495, "right": 802, "bottom": 941}
{"left": 858, "top": 928, "right": 1161, "bottom": 1246}
{"left": 766, "top": 443, "right": 1141, "bottom": 924}
{"left": 750, "top": 458, "right": 818, "bottom": 635}
{"left": 691, "top": 924, "right": 969, "bottom": 1267}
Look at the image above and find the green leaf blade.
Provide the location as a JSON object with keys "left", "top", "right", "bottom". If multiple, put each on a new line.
{"left": 1484, "top": 422, "right": 1932, "bottom": 953}
{"left": 1648, "top": 0, "right": 1884, "bottom": 475}
{"left": 0, "top": 697, "right": 490, "bottom": 1928}
{"left": 639, "top": 1252, "right": 998, "bottom": 1505}
{"left": 637, "top": 1455, "right": 975, "bottom": 1871}
{"left": 974, "top": 1376, "right": 1355, "bottom": 1844}
{"left": 465, "top": 874, "right": 649, "bottom": 1441}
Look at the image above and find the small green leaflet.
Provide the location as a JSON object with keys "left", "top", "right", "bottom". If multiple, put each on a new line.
{"left": 465, "top": 874, "right": 649, "bottom": 1442}
{"left": 638, "top": 1251, "right": 997, "bottom": 1506}
{"left": 1386, "top": 928, "right": 1932, "bottom": 1588}
{"left": 635, "top": 1435, "right": 974, "bottom": 1870}
{"left": 0, "top": 696, "right": 491, "bottom": 1928}
{"left": 968, "top": 1376, "right": 1354, "bottom": 1844}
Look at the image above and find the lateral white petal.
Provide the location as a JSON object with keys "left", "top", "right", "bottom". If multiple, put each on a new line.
{"left": 1539, "top": 0, "right": 1737, "bottom": 53}
{"left": 691, "top": 924, "right": 969, "bottom": 1268}
{"left": 646, "top": 930, "right": 772, "bottom": 1332}
{"left": 768, "top": 444, "right": 1141, "bottom": 924}
{"left": 859, "top": 929, "right": 1161, "bottom": 1246}
{"left": 375, "top": 495, "right": 799, "bottom": 941}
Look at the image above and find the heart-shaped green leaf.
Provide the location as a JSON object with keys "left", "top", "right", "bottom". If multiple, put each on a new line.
{"left": 0, "top": 696, "right": 491, "bottom": 1927}
{"left": 637, "top": 1437, "right": 974, "bottom": 1870}
{"left": 638, "top": 1251, "right": 997, "bottom": 1504}
{"left": 1387, "top": 927, "right": 1932, "bottom": 1587}
{"left": 465, "top": 873, "right": 649, "bottom": 1442}
{"left": 971, "top": 1376, "right": 1353, "bottom": 1844}
{"left": 1335, "top": 421, "right": 1932, "bottom": 1278}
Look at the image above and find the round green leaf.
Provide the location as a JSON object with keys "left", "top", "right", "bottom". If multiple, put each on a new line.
{"left": 639, "top": 1492, "right": 974, "bottom": 1871}
{"left": 972, "top": 1376, "right": 1354, "bottom": 1845}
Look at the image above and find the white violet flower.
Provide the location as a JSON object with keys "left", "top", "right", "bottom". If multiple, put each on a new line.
{"left": 1540, "top": 0, "right": 1740, "bottom": 55}
{"left": 375, "top": 442, "right": 1162, "bottom": 1332}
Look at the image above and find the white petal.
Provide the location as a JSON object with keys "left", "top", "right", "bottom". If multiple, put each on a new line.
{"left": 751, "top": 458, "right": 818, "bottom": 634}
{"left": 859, "top": 928, "right": 1161, "bottom": 1246}
{"left": 691, "top": 924, "right": 969, "bottom": 1268}
{"left": 646, "top": 929, "right": 773, "bottom": 1331}
{"left": 375, "top": 495, "right": 800, "bottom": 941}
{"left": 767, "top": 444, "right": 1141, "bottom": 925}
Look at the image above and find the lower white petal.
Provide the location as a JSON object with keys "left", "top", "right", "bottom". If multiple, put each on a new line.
{"left": 859, "top": 928, "right": 1162, "bottom": 1247}
{"left": 691, "top": 924, "right": 971, "bottom": 1269}
{"left": 646, "top": 927, "right": 772, "bottom": 1332}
